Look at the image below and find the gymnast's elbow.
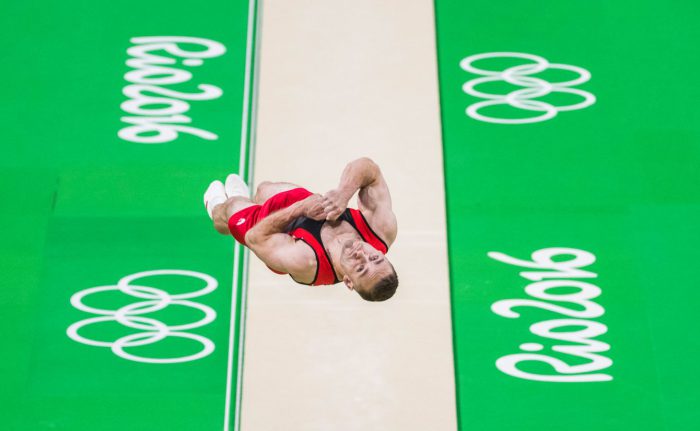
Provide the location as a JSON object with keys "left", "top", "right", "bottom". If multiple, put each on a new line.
{"left": 353, "top": 157, "right": 379, "bottom": 169}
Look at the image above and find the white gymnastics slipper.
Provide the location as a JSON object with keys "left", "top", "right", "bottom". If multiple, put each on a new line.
{"left": 204, "top": 180, "right": 227, "bottom": 219}
{"left": 225, "top": 173, "right": 250, "bottom": 198}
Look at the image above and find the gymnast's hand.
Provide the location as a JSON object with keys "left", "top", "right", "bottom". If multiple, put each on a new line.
{"left": 301, "top": 194, "right": 327, "bottom": 221}
{"left": 322, "top": 188, "right": 351, "bottom": 221}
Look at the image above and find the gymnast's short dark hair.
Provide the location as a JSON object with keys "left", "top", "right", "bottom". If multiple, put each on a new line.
{"left": 358, "top": 267, "right": 398, "bottom": 302}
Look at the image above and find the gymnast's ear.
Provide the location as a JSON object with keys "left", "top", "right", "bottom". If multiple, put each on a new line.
{"left": 343, "top": 275, "right": 354, "bottom": 290}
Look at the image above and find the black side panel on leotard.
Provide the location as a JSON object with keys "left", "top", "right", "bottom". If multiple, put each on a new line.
{"left": 288, "top": 216, "right": 324, "bottom": 237}
{"left": 289, "top": 209, "right": 368, "bottom": 240}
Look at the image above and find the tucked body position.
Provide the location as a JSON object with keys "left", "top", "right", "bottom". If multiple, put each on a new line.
{"left": 203, "top": 158, "right": 398, "bottom": 301}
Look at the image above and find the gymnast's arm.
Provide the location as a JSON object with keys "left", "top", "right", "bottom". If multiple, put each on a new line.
{"left": 244, "top": 195, "right": 323, "bottom": 274}
{"left": 323, "top": 157, "right": 397, "bottom": 246}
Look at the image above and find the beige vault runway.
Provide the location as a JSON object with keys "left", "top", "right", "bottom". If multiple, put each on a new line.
{"left": 241, "top": 1, "right": 457, "bottom": 429}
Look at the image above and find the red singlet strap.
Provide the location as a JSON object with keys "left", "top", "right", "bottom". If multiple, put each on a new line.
{"left": 290, "top": 228, "right": 336, "bottom": 286}
{"left": 348, "top": 209, "right": 388, "bottom": 254}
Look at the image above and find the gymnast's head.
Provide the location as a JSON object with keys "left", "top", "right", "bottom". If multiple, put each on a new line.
{"left": 338, "top": 239, "right": 398, "bottom": 301}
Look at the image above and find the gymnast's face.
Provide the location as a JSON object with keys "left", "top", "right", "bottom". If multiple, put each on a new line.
{"left": 339, "top": 239, "right": 393, "bottom": 291}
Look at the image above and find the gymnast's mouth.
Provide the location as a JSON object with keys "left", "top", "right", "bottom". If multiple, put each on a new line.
{"left": 341, "top": 239, "right": 362, "bottom": 257}
{"left": 341, "top": 239, "right": 355, "bottom": 254}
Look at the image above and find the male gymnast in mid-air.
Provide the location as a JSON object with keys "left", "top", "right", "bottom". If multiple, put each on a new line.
{"left": 203, "top": 158, "right": 399, "bottom": 301}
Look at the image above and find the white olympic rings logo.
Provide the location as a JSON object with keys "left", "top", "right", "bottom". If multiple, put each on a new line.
{"left": 460, "top": 52, "right": 596, "bottom": 124}
{"left": 67, "top": 269, "right": 217, "bottom": 364}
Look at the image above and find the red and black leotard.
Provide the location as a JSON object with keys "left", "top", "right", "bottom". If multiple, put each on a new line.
{"left": 227, "top": 187, "right": 389, "bottom": 286}
{"left": 287, "top": 209, "right": 389, "bottom": 286}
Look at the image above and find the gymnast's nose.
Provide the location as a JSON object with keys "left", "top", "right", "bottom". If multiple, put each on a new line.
{"left": 352, "top": 246, "right": 366, "bottom": 260}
